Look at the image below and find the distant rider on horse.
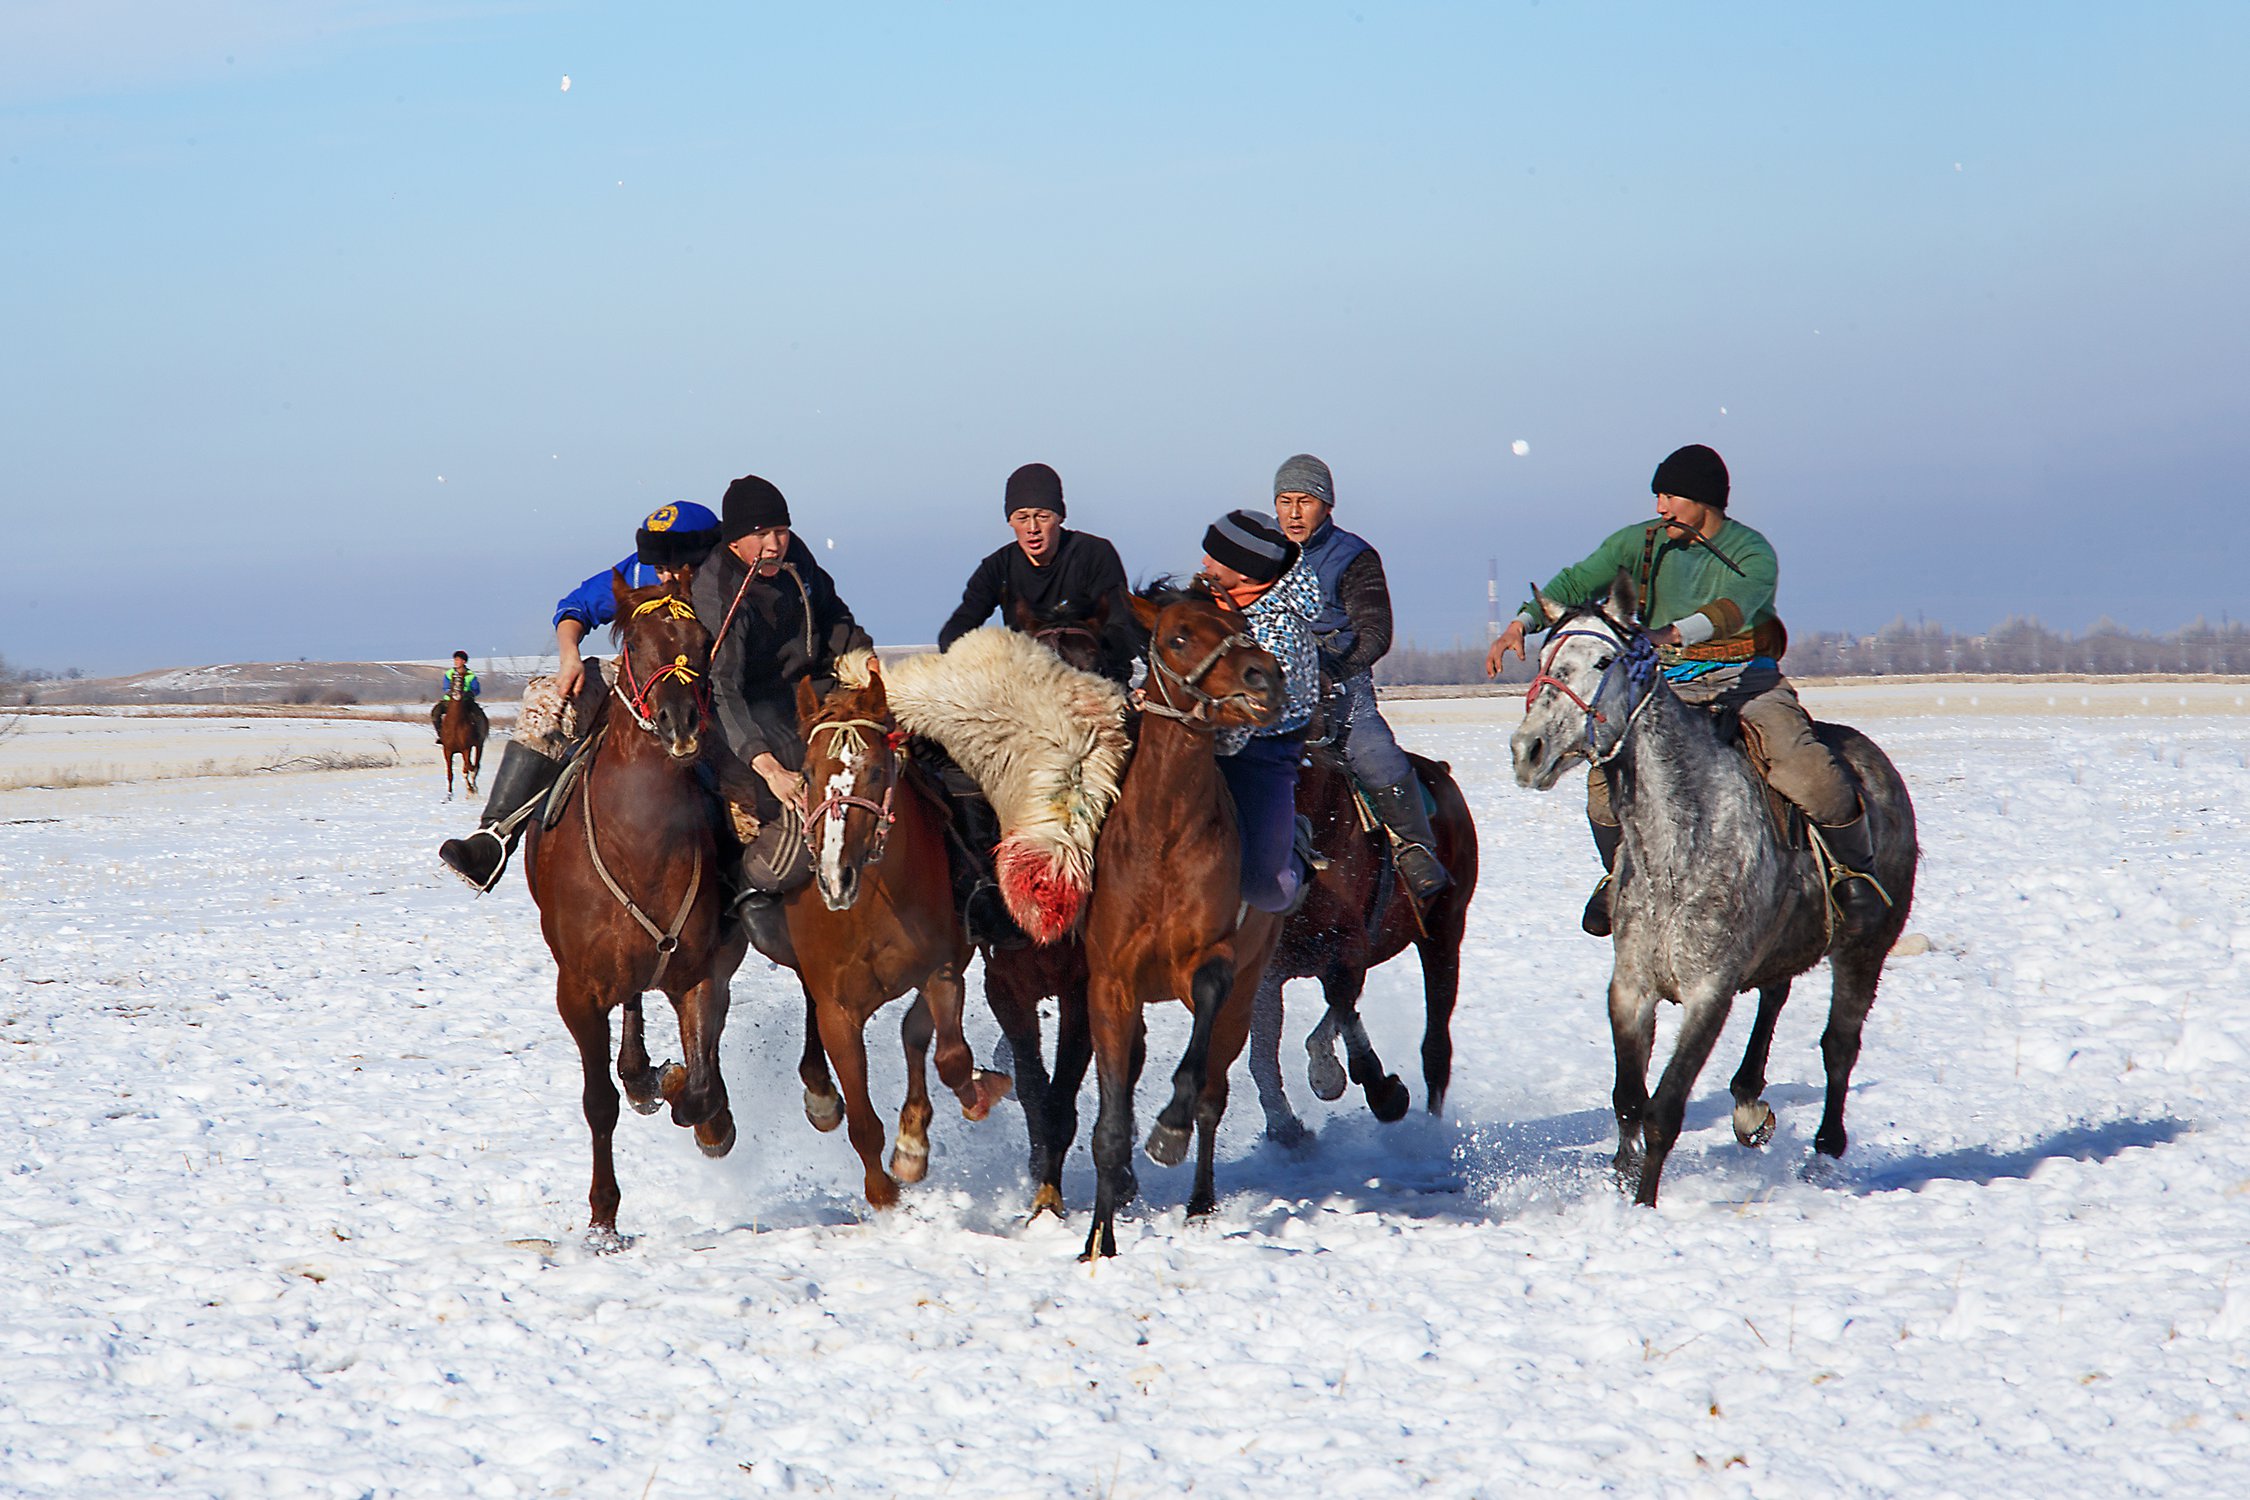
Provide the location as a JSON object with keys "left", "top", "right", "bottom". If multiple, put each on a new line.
{"left": 437, "top": 501, "right": 722, "bottom": 892}
{"left": 1198, "top": 510, "right": 1322, "bottom": 916}
{"left": 1485, "top": 443, "right": 1884, "bottom": 938}
{"left": 937, "top": 462, "right": 1139, "bottom": 686}
{"left": 431, "top": 651, "right": 483, "bottom": 743}
{"left": 1270, "top": 454, "right": 1452, "bottom": 903}
{"left": 690, "top": 474, "right": 873, "bottom": 962}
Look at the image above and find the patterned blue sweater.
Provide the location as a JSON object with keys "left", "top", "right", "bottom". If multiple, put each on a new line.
{"left": 1217, "top": 560, "right": 1322, "bottom": 755}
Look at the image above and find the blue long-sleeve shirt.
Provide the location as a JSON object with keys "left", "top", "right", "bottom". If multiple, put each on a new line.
{"left": 553, "top": 555, "right": 668, "bottom": 631}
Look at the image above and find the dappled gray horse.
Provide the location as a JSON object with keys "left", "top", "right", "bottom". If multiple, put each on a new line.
{"left": 1510, "top": 573, "right": 1917, "bottom": 1206}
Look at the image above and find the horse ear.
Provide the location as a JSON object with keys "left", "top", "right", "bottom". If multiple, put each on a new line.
{"left": 1532, "top": 583, "right": 1567, "bottom": 626}
{"left": 1129, "top": 593, "right": 1161, "bottom": 632}
{"left": 610, "top": 568, "right": 633, "bottom": 611}
{"left": 1085, "top": 592, "right": 1111, "bottom": 629}
{"left": 795, "top": 675, "right": 821, "bottom": 724}
{"left": 1609, "top": 565, "right": 1640, "bottom": 625}
{"left": 1008, "top": 597, "right": 1038, "bottom": 632}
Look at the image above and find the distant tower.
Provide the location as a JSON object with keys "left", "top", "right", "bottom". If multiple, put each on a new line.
{"left": 1486, "top": 559, "right": 1500, "bottom": 643}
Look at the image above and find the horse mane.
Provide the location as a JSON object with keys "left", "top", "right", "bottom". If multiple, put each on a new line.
{"left": 833, "top": 648, "right": 879, "bottom": 691}
{"left": 1135, "top": 574, "right": 1222, "bottom": 611}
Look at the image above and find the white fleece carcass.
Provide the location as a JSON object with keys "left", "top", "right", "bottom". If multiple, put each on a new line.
{"left": 859, "top": 628, "right": 1130, "bottom": 944}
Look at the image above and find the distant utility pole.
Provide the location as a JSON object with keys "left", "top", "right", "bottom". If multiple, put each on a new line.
{"left": 1486, "top": 559, "right": 1500, "bottom": 643}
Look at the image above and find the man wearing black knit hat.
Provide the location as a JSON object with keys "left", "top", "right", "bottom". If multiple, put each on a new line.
{"left": 692, "top": 473, "right": 872, "bottom": 960}
{"left": 937, "top": 462, "right": 1137, "bottom": 685}
{"left": 1486, "top": 443, "right": 1887, "bottom": 940}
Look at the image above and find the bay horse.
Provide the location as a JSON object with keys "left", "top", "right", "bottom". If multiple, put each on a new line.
{"left": 522, "top": 571, "right": 744, "bottom": 1248}
{"left": 1247, "top": 746, "right": 1479, "bottom": 1144}
{"left": 1511, "top": 571, "right": 1918, "bottom": 1205}
{"left": 1079, "top": 580, "right": 1287, "bottom": 1260}
{"left": 438, "top": 691, "right": 486, "bottom": 801}
{"left": 787, "top": 658, "right": 1012, "bottom": 1209}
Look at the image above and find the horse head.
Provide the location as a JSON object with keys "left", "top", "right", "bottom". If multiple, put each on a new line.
{"left": 609, "top": 569, "right": 711, "bottom": 762}
{"left": 1130, "top": 578, "right": 1283, "bottom": 731}
{"left": 795, "top": 652, "right": 904, "bottom": 912}
{"left": 1010, "top": 592, "right": 1110, "bottom": 676}
{"left": 1511, "top": 567, "right": 1659, "bottom": 789}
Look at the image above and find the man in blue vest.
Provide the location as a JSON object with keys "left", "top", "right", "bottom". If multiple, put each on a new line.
{"left": 1271, "top": 454, "right": 1451, "bottom": 902}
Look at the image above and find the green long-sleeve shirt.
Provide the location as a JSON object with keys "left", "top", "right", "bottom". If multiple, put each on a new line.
{"left": 1518, "top": 516, "right": 1779, "bottom": 645}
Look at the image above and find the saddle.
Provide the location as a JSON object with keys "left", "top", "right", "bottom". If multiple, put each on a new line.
{"left": 1707, "top": 704, "right": 1819, "bottom": 852}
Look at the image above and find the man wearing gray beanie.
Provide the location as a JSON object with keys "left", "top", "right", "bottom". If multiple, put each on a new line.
{"left": 1272, "top": 454, "right": 1452, "bottom": 902}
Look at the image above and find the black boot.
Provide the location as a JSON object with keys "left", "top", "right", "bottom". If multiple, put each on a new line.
{"left": 1366, "top": 776, "right": 1451, "bottom": 903}
{"left": 438, "top": 741, "right": 563, "bottom": 892}
{"left": 734, "top": 889, "right": 797, "bottom": 968}
{"left": 1816, "top": 806, "right": 1889, "bottom": 939}
{"left": 1275, "top": 815, "right": 1323, "bottom": 919}
{"left": 1582, "top": 818, "right": 1623, "bottom": 937}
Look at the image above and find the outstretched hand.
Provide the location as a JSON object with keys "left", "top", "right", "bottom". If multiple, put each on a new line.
{"left": 1484, "top": 619, "right": 1527, "bottom": 679}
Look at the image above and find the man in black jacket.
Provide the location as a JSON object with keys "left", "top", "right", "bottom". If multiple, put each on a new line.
{"left": 936, "top": 462, "right": 1137, "bottom": 685}
{"left": 691, "top": 473, "right": 873, "bottom": 959}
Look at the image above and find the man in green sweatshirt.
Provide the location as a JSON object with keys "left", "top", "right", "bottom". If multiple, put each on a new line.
{"left": 1485, "top": 443, "right": 1883, "bottom": 938}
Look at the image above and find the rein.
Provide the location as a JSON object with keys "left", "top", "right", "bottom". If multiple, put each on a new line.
{"left": 577, "top": 734, "right": 701, "bottom": 993}
{"left": 805, "top": 716, "right": 903, "bottom": 867}
{"left": 1141, "top": 620, "right": 1264, "bottom": 731}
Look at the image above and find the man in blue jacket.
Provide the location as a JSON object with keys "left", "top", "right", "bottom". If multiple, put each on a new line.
{"left": 1271, "top": 454, "right": 1451, "bottom": 902}
{"left": 438, "top": 501, "right": 722, "bottom": 891}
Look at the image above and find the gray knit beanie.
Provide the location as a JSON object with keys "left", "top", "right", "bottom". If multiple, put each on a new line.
{"left": 1273, "top": 454, "right": 1335, "bottom": 507}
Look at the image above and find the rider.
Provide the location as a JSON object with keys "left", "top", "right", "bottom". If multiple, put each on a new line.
{"left": 1484, "top": 443, "right": 1883, "bottom": 938}
{"left": 1270, "top": 454, "right": 1451, "bottom": 903}
{"left": 430, "top": 651, "right": 481, "bottom": 742}
{"left": 1199, "top": 510, "right": 1322, "bottom": 915}
{"left": 690, "top": 473, "right": 873, "bottom": 962}
{"left": 437, "top": 501, "right": 722, "bottom": 892}
{"left": 937, "top": 461, "right": 1138, "bottom": 685}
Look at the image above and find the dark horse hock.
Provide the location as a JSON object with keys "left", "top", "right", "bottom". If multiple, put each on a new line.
{"left": 1511, "top": 572, "right": 1918, "bottom": 1206}
{"left": 523, "top": 572, "right": 745, "bottom": 1249}
{"left": 1079, "top": 582, "right": 1287, "bottom": 1260}
{"left": 1247, "top": 746, "right": 1479, "bottom": 1144}
{"left": 787, "top": 659, "right": 1012, "bottom": 1210}
{"left": 439, "top": 692, "right": 486, "bottom": 801}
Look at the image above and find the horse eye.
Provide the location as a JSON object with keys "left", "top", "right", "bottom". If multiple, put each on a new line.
{"left": 1594, "top": 655, "right": 1614, "bottom": 670}
{"left": 1168, "top": 634, "right": 1187, "bottom": 650}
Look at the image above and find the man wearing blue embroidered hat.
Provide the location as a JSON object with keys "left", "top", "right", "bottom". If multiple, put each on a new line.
{"left": 438, "top": 500, "right": 722, "bottom": 892}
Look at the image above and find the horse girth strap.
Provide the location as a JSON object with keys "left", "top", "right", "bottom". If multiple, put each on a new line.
{"left": 579, "top": 769, "right": 701, "bottom": 992}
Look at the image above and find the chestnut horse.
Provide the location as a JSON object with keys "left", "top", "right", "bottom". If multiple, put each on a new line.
{"left": 1248, "top": 747, "right": 1480, "bottom": 1142}
{"left": 787, "top": 659, "right": 1012, "bottom": 1209}
{"left": 522, "top": 572, "right": 744, "bottom": 1248}
{"left": 1079, "top": 581, "right": 1287, "bottom": 1260}
{"left": 438, "top": 692, "right": 486, "bottom": 800}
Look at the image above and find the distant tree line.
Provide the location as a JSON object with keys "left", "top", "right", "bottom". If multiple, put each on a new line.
{"left": 1377, "top": 616, "right": 2250, "bottom": 686}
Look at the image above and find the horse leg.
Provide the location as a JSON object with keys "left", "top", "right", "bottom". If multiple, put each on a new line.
{"left": 1609, "top": 970, "right": 1658, "bottom": 1185}
{"left": 891, "top": 993, "right": 934, "bottom": 1184}
{"left": 1080, "top": 981, "right": 1141, "bottom": 1261}
{"left": 1326, "top": 967, "right": 1410, "bottom": 1124}
{"left": 663, "top": 973, "right": 736, "bottom": 1158}
{"left": 1815, "top": 950, "right": 1883, "bottom": 1158}
{"left": 797, "top": 983, "right": 843, "bottom": 1133}
{"left": 557, "top": 978, "right": 625, "bottom": 1249}
{"left": 616, "top": 996, "right": 665, "bottom": 1115}
{"left": 1044, "top": 980, "right": 1093, "bottom": 1208}
{"left": 812, "top": 994, "right": 897, "bottom": 1209}
{"left": 924, "top": 957, "right": 1011, "bottom": 1122}
{"left": 986, "top": 960, "right": 1063, "bottom": 1215}
{"left": 1187, "top": 984, "right": 1256, "bottom": 1218}
{"left": 1248, "top": 962, "right": 1309, "bottom": 1146}
{"left": 1415, "top": 932, "right": 1463, "bottom": 1116}
{"left": 1728, "top": 980, "right": 1792, "bottom": 1148}
{"left": 1148, "top": 956, "right": 1232, "bottom": 1168}
{"left": 1635, "top": 979, "right": 1736, "bottom": 1208}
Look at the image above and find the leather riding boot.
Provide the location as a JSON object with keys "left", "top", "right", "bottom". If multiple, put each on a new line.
{"left": 1582, "top": 818, "right": 1623, "bottom": 938}
{"left": 1274, "top": 815, "right": 1323, "bottom": 919}
{"left": 1816, "top": 806, "right": 1889, "bottom": 939}
{"left": 438, "top": 741, "right": 564, "bottom": 892}
{"left": 734, "top": 890, "right": 797, "bottom": 968}
{"left": 1366, "top": 776, "right": 1451, "bottom": 903}
{"left": 945, "top": 782, "right": 1029, "bottom": 949}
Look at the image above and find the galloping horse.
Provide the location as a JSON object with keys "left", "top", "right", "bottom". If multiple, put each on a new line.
{"left": 438, "top": 690, "right": 486, "bottom": 800}
{"left": 788, "top": 658, "right": 1012, "bottom": 1209}
{"left": 1247, "top": 746, "right": 1479, "bottom": 1143}
{"left": 1511, "top": 572, "right": 1918, "bottom": 1206}
{"left": 523, "top": 572, "right": 743, "bottom": 1248}
{"left": 1080, "top": 581, "right": 1287, "bottom": 1260}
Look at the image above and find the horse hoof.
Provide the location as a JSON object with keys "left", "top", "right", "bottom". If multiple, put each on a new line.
{"left": 1732, "top": 1100, "right": 1776, "bottom": 1149}
{"left": 584, "top": 1225, "right": 628, "bottom": 1254}
{"left": 1144, "top": 1121, "right": 1190, "bottom": 1168}
{"left": 1029, "top": 1184, "right": 1066, "bottom": 1220}
{"left": 1369, "top": 1076, "right": 1411, "bottom": 1123}
{"left": 960, "top": 1070, "right": 1013, "bottom": 1122}
{"left": 658, "top": 1063, "right": 688, "bottom": 1103}
{"left": 803, "top": 1087, "right": 844, "bottom": 1133}
{"left": 1186, "top": 1193, "right": 1216, "bottom": 1218}
{"left": 890, "top": 1141, "right": 930, "bottom": 1184}
{"left": 866, "top": 1174, "right": 901, "bottom": 1211}
{"left": 696, "top": 1117, "right": 737, "bottom": 1159}
{"left": 1306, "top": 1051, "right": 1347, "bottom": 1102}
{"left": 1264, "top": 1117, "right": 1312, "bottom": 1150}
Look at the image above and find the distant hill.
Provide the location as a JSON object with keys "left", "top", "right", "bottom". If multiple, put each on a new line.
{"left": 13, "top": 660, "right": 546, "bottom": 708}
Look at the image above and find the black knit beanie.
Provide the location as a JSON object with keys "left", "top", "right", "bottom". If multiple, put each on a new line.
{"left": 1203, "top": 509, "right": 1300, "bottom": 585}
{"left": 1004, "top": 462, "right": 1065, "bottom": 520}
{"left": 1650, "top": 444, "right": 1729, "bottom": 510}
{"left": 720, "top": 474, "right": 791, "bottom": 540}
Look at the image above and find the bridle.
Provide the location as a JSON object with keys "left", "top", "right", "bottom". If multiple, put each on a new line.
{"left": 612, "top": 592, "right": 709, "bottom": 735}
{"left": 804, "top": 716, "right": 905, "bottom": 869}
{"left": 1526, "top": 611, "right": 1661, "bottom": 765}
{"left": 1140, "top": 604, "right": 1266, "bottom": 731}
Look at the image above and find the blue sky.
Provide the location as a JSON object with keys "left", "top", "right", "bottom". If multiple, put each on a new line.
{"left": 4, "top": 2, "right": 2246, "bottom": 674}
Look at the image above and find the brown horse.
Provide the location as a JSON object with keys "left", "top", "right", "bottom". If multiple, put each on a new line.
{"left": 786, "top": 659, "right": 1012, "bottom": 1209}
{"left": 1079, "top": 581, "right": 1287, "bottom": 1260}
{"left": 522, "top": 572, "right": 743, "bottom": 1249}
{"left": 438, "top": 692, "right": 486, "bottom": 800}
{"left": 1248, "top": 747, "right": 1480, "bottom": 1144}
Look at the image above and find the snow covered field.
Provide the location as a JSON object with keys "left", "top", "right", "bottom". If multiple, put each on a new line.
{"left": 4, "top": 686, "right": 2248, "bottom": 1496}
